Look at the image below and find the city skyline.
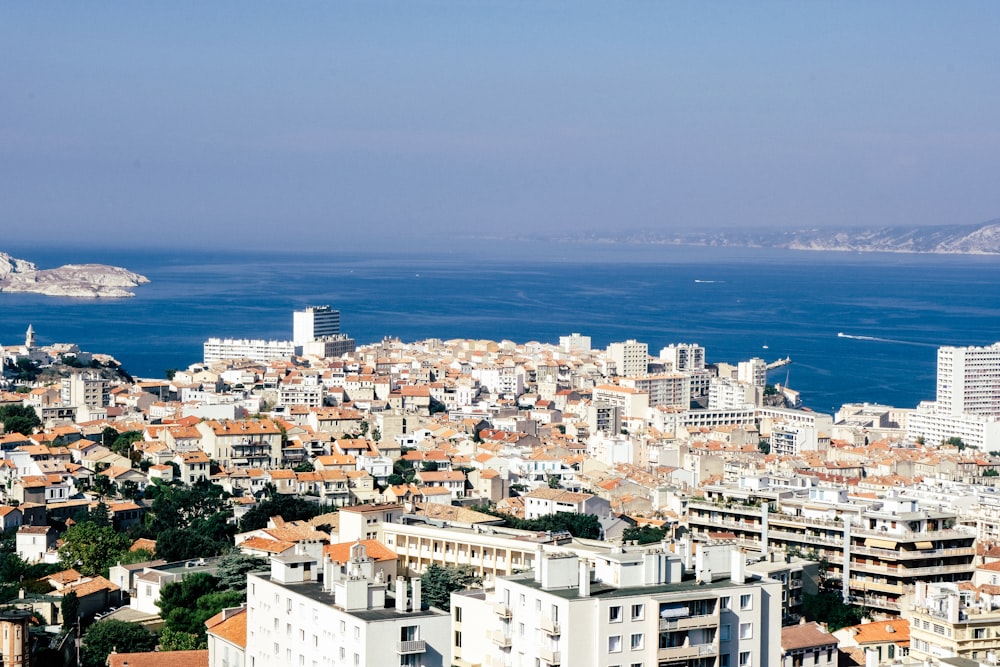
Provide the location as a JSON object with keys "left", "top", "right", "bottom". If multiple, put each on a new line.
{"left": 4, "top": 3, "right": 1000, "bottom": 250}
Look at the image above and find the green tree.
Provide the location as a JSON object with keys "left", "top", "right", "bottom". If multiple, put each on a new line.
{"left": 802, "top": 589, "right": 864, "bottom": 631}
{"left": 622, "top": 525, "right": 668, "bottom": 545}
{"left": 59, "top": 519, "right": 132, "bottom": 576}
{"left": 110, "top": 431, "right": 143, "bottom": 458}
{"left": 757, "top": 440, "right": 771, "bottom": 454}
{"left": 61, "top": 591, "right": 80, "bottom": 630}
{"left": 147, "top": 479, "right": 232, "bottom": 534}
{"left": 420, "top": 564, "right": 482, "bottom": 612}
{"left": 0, "top": 404, "right": 42, "bottom": 435}
{"left": 158, "top": 573, "right": 244, "bottom": 642}
{"left": 159, "top": 627, "right": 204, "bottom": 651}
{"left": 236, "top": 494, "right": 321, "bottom": 533}
{"left": 154, "top": 527, "right": 229, "bottom": 562}
{"left": 215, "top": 552, "right": 268, "bottom": 592}
{"left": 546, "top": 474, "right": 561, "bottom": 489}
{"left": 944, "top": 436, "right": 966, "bottom": 450}
{"left": 81, "top": 620, "right": 158, "bottom": 667}
{"left": 984, "top": 468, "right": 999, "bottom": 477}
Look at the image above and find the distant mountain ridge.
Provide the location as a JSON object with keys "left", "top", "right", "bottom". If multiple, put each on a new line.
{"left": 552, "top": 220, "right": 1000, "bottom": 255}
{"left": 0, "top": 252, "right": 149, "bottom": 298}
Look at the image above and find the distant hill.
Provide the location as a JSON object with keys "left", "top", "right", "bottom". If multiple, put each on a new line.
{"left": 0, "top": 251, "right": 149, "bottom": 298}
{"left": 549, "top": 220, "right": 1000, "bottom": 255}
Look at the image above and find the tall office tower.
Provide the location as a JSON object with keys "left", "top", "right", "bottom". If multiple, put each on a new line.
{"left": 936, "top": 342, "right": 1000, "bottom": 416}
{"left": 660, "top": 342, "right": 706, "bottom": 372}
{"left": 607, "top": 339, "right": 649, "bottom": 377}
{"left": 293, "top": 305, "right": 341, "bottom": 345}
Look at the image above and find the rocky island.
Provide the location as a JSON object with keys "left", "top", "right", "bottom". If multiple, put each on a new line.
{"left": 0, "top": 252, "right": 149, "bottom": 298}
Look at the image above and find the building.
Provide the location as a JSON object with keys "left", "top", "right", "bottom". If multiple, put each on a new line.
{"left": 0, "top": 610, "right": 31, "bottom": 667}
{"left": 452, "top": 546, "right": 781, "bottom": 667}
{"left": 936, "top": 342, "right": 1000, "bottom": 416}
{"left": 737, "top": 358, "right": 767, "bottom": 388}
{"left": 560, "top": 333, "right": 592, "bottom": 354}
{"left": 293, "top": 305, "right": 341, "bottom": 346}
{"left": 621, "top": 373, "right": 691, "bottom": 408}
{"left": 607, "top": 339, "right": 649, "bottom": 378}
{"left": 206, "top": 606, "right": 247, "bottom": 667}
{"left": 203, "top": 338, "right": 296, "bottom": 364}
{"left": 522, "top": 488, "right": 610, "bottom": 521}
{"left": 245, "top": 543, "right": 451, "bottom": 667}
{"left": 687, "top": 484, "right": 976, "bottom": 616}
{"left": 60, "top": 371, "right": 109, "bottom": 408}
{"left": 908, "top": 581, "right": 1000, "bottom": 664}
{"left": 660, "top": 343, "right": 706, "bottom": 372}
{"left": 779, "top": 622, "right": 838, "bottom": 667}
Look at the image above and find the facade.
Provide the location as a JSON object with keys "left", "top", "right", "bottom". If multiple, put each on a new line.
{"left": 453, "top": 547, "right": 781, "bottom": 667}
{"left": 60, "top": 372, "right": 109, "bottom": 408}
{"left": 737, "top": 358, "right": 767, "bottom": 388}
{"left": 779, "top": 622, "right": 837, "bottom": 667}
{"left": 203, "top": 338, "right": 296, "bottom": 364}
{"left": 560, "top": 333, "right": 592, "bottom": 354}
{"left": 0, "top": 610, "right": 31, "bottom": 667}
{"left": 607, "top": 339, "right": 649, "bottom": 377}
{"left": 293, "top": 305, "right": 341, "bottom": 346}
{"left": 909, "top": 581, "right": 1000, "bottom": 664}
{"left": 660, "top": 343, "right": 706, "bottom": 372}
{"left": 621, "top": 373, "right": 691, "bottom": 409}
{"left": 197, "top": 419, "right": 283, "bottom": 468}
{"left": 687, "top": 485, "right": 976, "bottom": 616}
{"left": 937, "top": 342, "right": 1000, "bottom": 416}
{"left": 245, "top": 544, "right": 451, "bottom": 667}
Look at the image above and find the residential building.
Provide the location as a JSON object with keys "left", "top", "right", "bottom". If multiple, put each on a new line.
{"left": 607, "top": 339, "right": 649, "bottom": 377}
{"left": 908, "top": 581, "right": 1000, "bottom": 664}
{"left": 779, "top": 622, "right": 837, "bottom": 667}
{"left": 245, "top": 544, "right": 451, "bottom": 667}
{"left": 621, "top": 372, "right": 691, "bottom": 408}
{"left": 0, "top": 610, "right": 31, "bottom": 667}
{"left": 293, "top": 305, "right": 341, "bottom": 346}
{"left": 453, "top": 547, "right": 781, "bottom": 667}
{"left": 206, "top": 606, "right": 247, "bottom": 667}
{"left": 523, "top": 488, "right": 611, "bottom": 521}
{"left": 660, "top": 343, "right": 706, "bottom": 372}
{"left": 203, "top": 338, "right": 296, "bottom": 365}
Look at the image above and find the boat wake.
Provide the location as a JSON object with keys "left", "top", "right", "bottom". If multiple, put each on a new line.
{"left": 694, "top": 279, "right": 724, "bottom": 284}
{"left": 836, "top": 332, "right": 937, "bottom": 347}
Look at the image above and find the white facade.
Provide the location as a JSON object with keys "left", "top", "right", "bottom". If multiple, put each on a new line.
{"left": 293, "top": 306, "right": 341, "bottom": 346}
{"left": 607, "top": 339, "right": 649, "bottom": 378}
{"left": 709, "top": 378, "right": 759, "bottom": 410}
{"left": 737, "top": 358, "right": 767, "bottom": 388}
{"left": 660, "top": 343, "right": 706, "bottom": 372}
{"left": 246, "top": 545, "right": 451, "bottom": 667}
{"left": 937, "top": 342, "right": 1000, "bottom": 416}
{"left": 621, "top": 373, "right": 691, "bottom": 408}
{"left": 203, "top": 338, "right": 295, "bottom": 364}
{"left": 455, "top": 548, "right": 781, "bottom": 667}
{"left": 560, "top": 333, "right": 592, "bottom": 354}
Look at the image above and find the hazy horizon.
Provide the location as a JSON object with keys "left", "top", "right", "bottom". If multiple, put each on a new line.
{"left": 4, "top": 2, "right": 1000, "bottom": 251}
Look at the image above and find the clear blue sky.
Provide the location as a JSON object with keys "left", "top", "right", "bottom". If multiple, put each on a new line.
{"left": 3, "top": 2, "right": 1000, "bottom": 250}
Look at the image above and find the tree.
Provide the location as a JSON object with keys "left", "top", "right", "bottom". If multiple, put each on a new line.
{"left": 757, "top": 440, "right": 771, "bottom": 455}
{"left": 802, "top": 589, "right": 864, "bottom": 631}
{"left": 420, "top": 564, "right": 482, "bottom": 611}
{"left": 61, "top": 591, "right": 80, "bottom": 630}
{"left": 0, "top": 404, "right": 41, "bottom": 435}
{"left": 944, "top": 436, "right": 966, "bottom": 451}
{"left": 215, "top": 552, "right": 268, "bottom": 592}
{"left": 547, "top": 474, "right": 561, "bottom": 489}
{"left": 622, "top": 525, "right": 668, "bottom": 545}
{"left": 158, "top": 573, "right": 244, "bottom": 642}
{"left": 59, "top": 519, "right": 132, "bottom": 576}
{"left": 110, "top": 431, "right": 143, "bottom": 458}
{"left": 159, "top": 627, "right": 204, "bottom": 651}
{"left": 984, "top": 468, "right": 999, "bottom": 477}
{"left": 81, "top": 620, "right": 158, "bottom": 667}
{"left": 154, "top": 527, "right": 229, "bottom": 562}
{"left": 236, "top": 494, "right": 321, "bottom": 533}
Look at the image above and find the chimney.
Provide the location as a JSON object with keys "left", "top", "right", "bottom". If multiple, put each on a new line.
{"left": 730, "top": 549, "right": 745, "bottom": 584}
{"left": 864, "top": 647, "right": 878, "bottom": 667}
{"left": 534, "top": 545, "right": 544, "bottom": 583}
{"left": 578, "top": 559, "right": 591, "bottom": 597}
{"left": 395, "top": 577, "right": 406, "bottom": 612}
{"left": 412, "top": 577, "right": 422, "bottom": 612}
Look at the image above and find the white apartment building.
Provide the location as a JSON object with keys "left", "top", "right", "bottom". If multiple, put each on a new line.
{"left": 936, "top": 342, "right": 1000, "bottom": 416}
{"left": 737, "top": 358, "right": 767, "bottom": 388}
{"left": 607, "top": 339, "right": 649, "bottom": 378}
{"left": 560, "top": 333, "right": 592, "bottom": 354}
{"left": 453, "top": 548, "right": 781, "bottom": 667}
{"left": 709, "top": 378, "right": 759, "bottom": 411}
{"left": 293, "top": 305, "right": 341, "bottom": 346}
{"left": 660, "top": 343, "right": 706, "bottom": 372}
{"left": 203, "top": 338, "right": 296, "bottom": 364}
{"left": 621, "top": 373, "right": 691, "bottom": 408}
{"left": 246, "top": 544, "right": 451, "bottom": 667}
{"left": 60, "top": 372, "right": 108, "bottom": 408}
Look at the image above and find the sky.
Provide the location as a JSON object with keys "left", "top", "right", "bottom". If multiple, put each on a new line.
{"left": 3, "top": 2, "right": 1000, "bottom": 251}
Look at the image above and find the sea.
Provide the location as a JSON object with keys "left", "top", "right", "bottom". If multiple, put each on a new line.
{"left": 2, "top": 242, "right": 998, "bottom": 415}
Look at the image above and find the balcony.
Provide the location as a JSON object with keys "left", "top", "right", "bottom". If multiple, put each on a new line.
{"left": 493, "top": 603, "right": 512, "bottom": 618}
{"left": 492, "top": 630, "right": 512, "bottom": 648}
{"left": 396, "top": 640, "right": 426, "bottom": 654}
{"left": 540, "top": 616, "right": 560, "bottom": 635}
{"left": 539, "top": 648, "right": 560, "bottom": 665}
{"left": 657, "top": 642, "right": 718, "bottom": 661}
{"left": 659, "top": 612, "right": 719, "bottom": 631}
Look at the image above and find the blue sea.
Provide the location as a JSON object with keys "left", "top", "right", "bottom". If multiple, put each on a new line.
{"left": 2, "top": 242, "right": 998, "bottom": 414}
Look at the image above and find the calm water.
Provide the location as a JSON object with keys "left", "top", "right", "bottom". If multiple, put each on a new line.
{"left": 2, "top": 243, "right": 998, "bottom": 413}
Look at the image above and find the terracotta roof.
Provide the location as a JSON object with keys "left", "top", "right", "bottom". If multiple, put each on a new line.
{"left": 205, "top": 608, "right": 248, "bottom": 648}
{"left": 843, "top": 619, "right": 910, "bottom": 645}
{"left": 108, "top": 650, "right": 208, "bottom": 667}
{"left": 324, "top": 539, "right": 397, "bottom": 563}
{"left": 782, "top": 622, "right": 836, "bottom": 651}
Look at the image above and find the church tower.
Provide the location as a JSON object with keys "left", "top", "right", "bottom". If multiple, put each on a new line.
{"left": 25, "top": 324, "right": 35, "bottom": 350}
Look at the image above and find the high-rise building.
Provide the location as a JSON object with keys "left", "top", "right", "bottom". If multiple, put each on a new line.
{"left": 660, "top": 342, "right": 706, "bottom": 372}
{"left": 607, "top": 339, "right": 648, "bottom": 377}
{"left": 293, "top": 305, "right": 341, "bottom": 345}
{"left": 936, "top": 342, "right": 1000, "bottom": 416}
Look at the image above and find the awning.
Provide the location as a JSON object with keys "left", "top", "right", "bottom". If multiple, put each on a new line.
{"left": 865, "top": 538, "right": 897, "bottom": 549}
{"left": 914, "top": 541, "right": 934, "bottom": 550}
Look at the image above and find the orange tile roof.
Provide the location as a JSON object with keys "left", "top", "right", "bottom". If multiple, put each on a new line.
{"left": 324, "top": 539, "right": 397, "bottom": 563}
{"left": 205, "top": 608, "right": 247, "bottom": 648}
{"left": 108, "top": 650, "right": 208, "bottom": 667}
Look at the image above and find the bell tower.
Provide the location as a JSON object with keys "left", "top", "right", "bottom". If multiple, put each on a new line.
{"left": 25, "top": 324, "right": 35, "bottom": 350}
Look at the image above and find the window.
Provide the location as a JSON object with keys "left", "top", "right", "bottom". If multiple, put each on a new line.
{"left": 631, "top": 604, "right": 644, "bottom": 621}
{"left": 609, "top": 635, "right": 622, "bottom": 653}
{"left": 739, "top": 594, "right": 752, "bottom": 610}
{"left": 720, "top": 624, "right": 731, "bottom": 642}
{"left": 720, "top": 595, "right": 731, "bottom": 610}
{"left": 740, "top": 623, "right": 752, "bottom": 639}
{"left": 455, "top": 630, "right": 462, "bottom": 647}
{"left": 720, "top": 657, "right": 730, "bottom": 667}
{"left": 520, "top": 594, "right": 526, "bottom": 607}
{"left": 739, "top": 651, "right": 751, "bottom": 667}
{"left": 610, "top": 606, "right": 623, "bottom": 623}
{"left": 975, "top": 628, "right": 987, "bottom": 639}
{"left": 455, "top": 606, "right": 463, "bottom": 623}
{"left": 630, "top": 633, "right": 643, "bottom": 650}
